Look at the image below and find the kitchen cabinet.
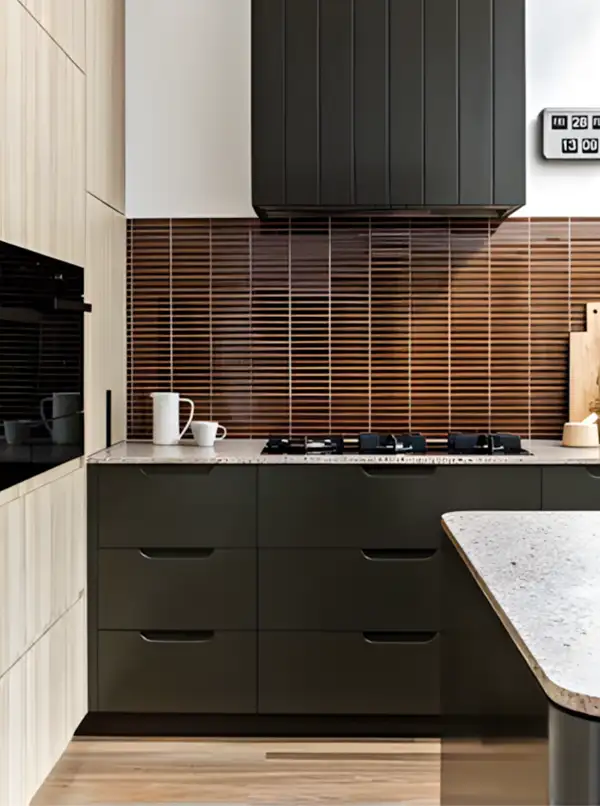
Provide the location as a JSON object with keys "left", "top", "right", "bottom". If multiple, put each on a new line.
{"left": 96, "top": 465, "right": 257, "bottom": 548}
{"left": 88, "top": 463, "right": 541, "bottom": 721}
{"left": 99, "top": 549, "right": 257, "bottom": 631}
{"left": 252, "top": 0, "right": 526, "bottom": 215}
{"left": 259, "top": 632, "right": 440, "bottom": 715}
{"left": 257, "top": 465, "right": 540, "bottom": 717}
{"left": 0, "top": 0, "right": 86, "bottom": 265}
{"left": 542, "top": 467, "right": 600, "bottom": 509}
{"left": 98, "top": 631, "right": 256, "bottom": 713}
{"left": 259, "top": 548, "right": 439, "bottom": 631}
{"left": 258, "top": 466, "right": 541, "bottom": 548}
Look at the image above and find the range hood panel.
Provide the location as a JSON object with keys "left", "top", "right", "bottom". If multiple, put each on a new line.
{"left": 252, "top": 0, "right": 526, "bottom": 219}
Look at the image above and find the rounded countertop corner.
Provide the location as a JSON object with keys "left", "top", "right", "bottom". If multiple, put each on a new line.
{"left": 442, "top": 511, "right": 600, "bottom": 717}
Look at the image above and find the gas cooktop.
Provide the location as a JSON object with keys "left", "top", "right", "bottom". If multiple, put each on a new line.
{"left": 262, "top": 433, "right": 531, "bottom": 456}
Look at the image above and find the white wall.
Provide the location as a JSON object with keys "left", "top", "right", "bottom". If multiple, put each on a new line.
{"left": 126, "top": 0, "right": 252, "bottom": 218}
{"left": 126, "top": 0, "right": 600, "bottom": 219}
{"left": 522, "top": 0, "right": 600, "bottom": 217}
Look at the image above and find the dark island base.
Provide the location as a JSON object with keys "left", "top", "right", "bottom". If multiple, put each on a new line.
{"left": 78, "top": 713, "right": 442, "bottom": 738}
{"left": 442, "top": 533, "right": 600, "bottom": 805}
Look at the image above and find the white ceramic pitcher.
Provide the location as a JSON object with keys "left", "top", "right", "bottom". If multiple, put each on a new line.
{"left": 150, "top": 392, "right": 195, "bottom": 445}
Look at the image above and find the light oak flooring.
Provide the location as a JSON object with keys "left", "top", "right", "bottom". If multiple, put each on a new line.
{"left": 31, "top": 739, "right": 440, "bottom": 805}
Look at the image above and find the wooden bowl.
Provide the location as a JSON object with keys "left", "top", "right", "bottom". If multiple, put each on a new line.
{"left": 562, "top": 422, "right": 600, "bottom": 448}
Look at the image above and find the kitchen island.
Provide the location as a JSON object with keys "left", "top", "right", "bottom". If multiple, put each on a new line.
{"left": 442, "top": 511, "right": 600, "bottom": 806}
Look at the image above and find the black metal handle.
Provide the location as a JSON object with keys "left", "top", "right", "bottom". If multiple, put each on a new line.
{"left": 138, "top": 465, "right": 215, "bottom": 477}
{"left": 53, "top": 298, "right": 92, "bottom": 313}
{"left": 105, "top": 390, "right": 112, "bottom": 449}
{"left": 140, "top": 631, "right": 215, "bottom": 644}
{"left": 361, "top": 549, "right": 437, "bottom": 561}
{"left": 584, "top": 466, "right": 600, "bottom": 479}
{"left": 360, "top": 466, "right": 436, "bottom": 478}
{"left": 139, "top": 548, "right": 215, "bottom": 560}
{"left": 363, "top": 631, "right": 437, "bottom": 645}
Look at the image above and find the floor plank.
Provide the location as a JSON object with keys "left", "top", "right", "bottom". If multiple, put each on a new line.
{"left": 32, "top": 738, "right": 440, "bottom": 805}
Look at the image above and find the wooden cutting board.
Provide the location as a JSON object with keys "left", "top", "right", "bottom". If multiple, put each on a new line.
{"left": 570, "top": 302, "right": 600, "bottom": 422}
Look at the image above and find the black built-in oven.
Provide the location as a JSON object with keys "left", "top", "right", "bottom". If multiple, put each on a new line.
{"left": 0, "top": 240, "right": 89, "bottom": 492}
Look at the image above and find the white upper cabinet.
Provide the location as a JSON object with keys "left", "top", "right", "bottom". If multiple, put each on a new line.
{"left": 126, "top": 0, "right": 254, "bottom": 219}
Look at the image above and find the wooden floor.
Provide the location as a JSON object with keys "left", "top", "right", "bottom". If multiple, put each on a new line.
{"left": 32, "top": 738, "right": 440, "bottom": 805}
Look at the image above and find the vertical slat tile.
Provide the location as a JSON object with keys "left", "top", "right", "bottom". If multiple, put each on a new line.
{"left": 290, "top": 219, "right": 330, "bottom": 434}
{"left": 411, "top": 221, "right": 450, "bottom": 437}
{"left": 530, "top": 220, "right": 569, "bottom": 438}
{"left": 127, "top": 219, "right": 172, "bottom": 440}
{"left": 331, "top": 218, "right": 370, "bottom": 433}
{"left": 490, "top": 219, "right": 530, "bottom": 435}
{"left": 450, "top": 220, "right": 491, "bottom": 432}
{"left": 371, "top": 219, "right": 410, "bottom": 432}
{"left": 211, "top": 221, "right": 252, "bottom": 435}
{"left": 251, "top": 220, "right": 291, "bottom": 436}
{"left": 127, "top": 216, "right": 600, "bottom": 441}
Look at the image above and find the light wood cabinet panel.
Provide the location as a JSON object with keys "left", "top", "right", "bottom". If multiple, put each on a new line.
{"left": 0, "top": 0, "right": 27, "bottom": 249}
{"left": 0, "top": 597, "right": 87, "bottom": 806}
{"left": 85, "top": 194, "right": 127, "bottom": 454}
{"left": 0, "top": 468, "right": 86, "bottom": 682}
{"left": 23, "top": 0, "right": 86, "bottom": 69}
{"left": 0, "top": 0, "right": 85, "bottom": 265}
{"left": 0, "top": 497, "right": 26, "bottom": 679}
{"left": 86, "top": 0, "right": 125, "bottom": 212}
{"left": 24, "top": 468, "right": 86, "bottom": 648}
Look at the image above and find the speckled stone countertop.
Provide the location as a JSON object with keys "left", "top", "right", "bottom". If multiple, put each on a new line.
{"left": 443, "top": 511, "right": 600, "bottom": 717}
{"left": 88, "top": 438, "right": 600, "bottom": 464}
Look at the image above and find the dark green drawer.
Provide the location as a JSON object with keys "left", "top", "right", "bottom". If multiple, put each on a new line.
{"left": 99, "top": 548, "right": 256, "bottom": 630}
{"left": 258, "top": 631, "right": 440, "bottom": 715}
{"left": 259, "top": 548, "right": 439, "bottom": 630}
{"left": 98, "top": 630, "right": 257, "bottom": 713}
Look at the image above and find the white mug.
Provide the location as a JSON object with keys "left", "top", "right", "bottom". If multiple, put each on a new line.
{"left": 191, "top": 421, "right": 227, "bottom": 448}
{"left": 40, "top": 392, "right": 82, "bottom": 445}
{"left": 151, "top": 392, "right": 195, "bottom": 445}
{"left": 4, "top": 420, "right": 33, "bottom": 446}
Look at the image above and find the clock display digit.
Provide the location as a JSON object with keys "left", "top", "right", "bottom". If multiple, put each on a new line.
{"left": 593, "top": 116, "right": 600, "bottom": 130}
{"left": 551, "top": 115, "right": 568, "bottom": 130}
{"left": 582, "top": 138, "right": 599, "bottom": 154}
{"left": 572, "top": 115, "right": 589, "bottom": 129}
{"left": 562, "top": 138, "right": 579, "bottom": 154}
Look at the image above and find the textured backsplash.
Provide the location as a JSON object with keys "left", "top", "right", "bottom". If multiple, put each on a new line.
{"left": 127, "top": 217, "right": 600, "bottom": 439}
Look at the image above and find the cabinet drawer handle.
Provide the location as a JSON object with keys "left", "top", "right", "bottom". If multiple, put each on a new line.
{"left": 139, "top": 549, "right": 215, "bottom": 560}
{"left": 138, "top": 465, "right": 215, "bottom": 477}
{"left": 140, "top": 631, "right": 215, "bottom": 643}
{"left": 363, "top": 631, "right": 437, "bottom": 645}
{"left": 585, "top": 467, "right": 600, "bottom": 479}
{"left": 362, "top": 549, "right": 437, "bottom": 561}
{"left": 360, "top": 466, "right": 436, "bottom": 478}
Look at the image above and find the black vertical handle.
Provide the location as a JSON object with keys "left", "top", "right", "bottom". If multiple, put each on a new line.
{"left": 105, "top": 389, "right": 112, "bottom": 448}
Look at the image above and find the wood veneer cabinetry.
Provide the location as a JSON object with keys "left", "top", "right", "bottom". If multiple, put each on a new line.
{"left": 85, "top": 194, "right": 127, "bottom": 454}
{"left": 24, "top": 0, "right": 86, "bottom": 68}
{"left": 0, "top": 0, "right": 85, "bottom": 266}
{"left": 86, "top": 0, "right": 125, "bottom": 213}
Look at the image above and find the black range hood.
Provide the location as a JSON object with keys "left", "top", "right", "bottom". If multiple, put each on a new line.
{"left": 252, "top": 0, "right": 526, "bottom": 220}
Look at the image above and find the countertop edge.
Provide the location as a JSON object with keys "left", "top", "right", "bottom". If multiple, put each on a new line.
{"left": 442, "top": 513, "right": 600, "bottom": 718}
{"left": 87, "top": 439, "right": 600, "bottom": 465}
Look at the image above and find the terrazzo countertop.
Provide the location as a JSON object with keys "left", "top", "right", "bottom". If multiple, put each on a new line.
{"left": 443, "top": 511, "right": 600, "bottom": 717}
{"left": 88, "top": 438, "right": 600, "bottom": 465}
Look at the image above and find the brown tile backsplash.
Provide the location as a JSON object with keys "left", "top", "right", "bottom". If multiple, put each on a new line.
{"left": 127, "top": 217, "right": 600, "bottom": 440}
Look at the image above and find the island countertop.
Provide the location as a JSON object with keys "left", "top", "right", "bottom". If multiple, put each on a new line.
{"left": 88, "top": 439, "right": 600, "bottom": 465}
{"left": 442, "top": 511, "right": 600, "bottom": 717}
